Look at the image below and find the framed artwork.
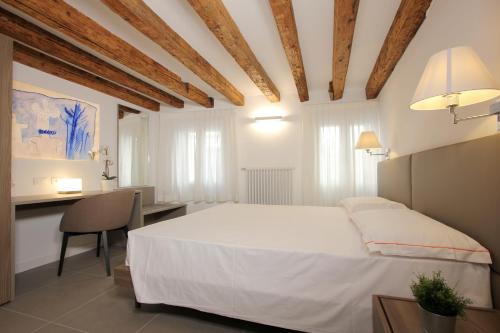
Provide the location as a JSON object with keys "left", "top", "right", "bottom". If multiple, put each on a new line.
{"left": 12, "top": 81, "right": 99, "bottom": 160}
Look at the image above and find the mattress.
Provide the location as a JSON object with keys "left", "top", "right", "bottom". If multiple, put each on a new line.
{"left": 127, "top": 203, "right": 491, "bottom": 333}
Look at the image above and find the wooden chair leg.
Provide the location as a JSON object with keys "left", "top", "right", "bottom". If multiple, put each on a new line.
{"left": 122, "top": 226, "right": 129, "bottom": 239}
{"left": 58, "top": 232, "right": 69, "bottom": 276}
{"left": 96, "top": 232, "right": 102, "bottom": 257}
{"left": 102, "top": 230, "right": 111, "bottom": 276}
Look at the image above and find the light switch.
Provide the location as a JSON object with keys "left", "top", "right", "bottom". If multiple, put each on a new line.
{"left": 32, "top": 177, "right": 49, "bottom": 185}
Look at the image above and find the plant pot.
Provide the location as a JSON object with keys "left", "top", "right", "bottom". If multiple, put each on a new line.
{"left": 101, "top": 179, "right": 118, "bottom": 192}
{"left": 418, "top": 304, "right": 456, "bottom": 333}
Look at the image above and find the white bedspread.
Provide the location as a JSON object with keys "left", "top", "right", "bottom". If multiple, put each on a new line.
{"left": 127, "top": 203, "right": 491, "bottom": 333}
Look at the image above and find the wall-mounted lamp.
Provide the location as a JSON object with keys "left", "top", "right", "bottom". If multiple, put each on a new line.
{"left": 355, "top": 131, "right": 389, "bottom": 158}
{"left": 57, "top": 178, "right": 82, "bottom": 194}
{"left": 254, "top": 116, "right": 283, "bottom": 122}
{"left": 410, "top": 46, "right": 500, "bottom": 124}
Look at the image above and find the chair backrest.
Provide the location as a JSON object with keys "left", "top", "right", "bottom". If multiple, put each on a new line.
{"left": 60, "top": 190, "right": 136, "bottom": 233}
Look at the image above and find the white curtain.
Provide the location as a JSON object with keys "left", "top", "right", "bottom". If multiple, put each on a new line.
{"left": 119, "top": 114, "right": 149, "bottom": 187}
{"left": 155, "top": 110, "right": 238, "bottom": 203}
{"left": 302, "top": 102, "right": 381, "bottom": 206}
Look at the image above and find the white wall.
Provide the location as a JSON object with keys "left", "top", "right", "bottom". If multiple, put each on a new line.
{"left": 12, "top": 63, "right": 153, "bottom": 272}
{"left": 379, "top": 0, "right": 500, "bottom": 157}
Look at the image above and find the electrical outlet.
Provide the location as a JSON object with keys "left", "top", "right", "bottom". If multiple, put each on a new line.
{"left": 32, "top": 177, "right": 49, "bottom": 185}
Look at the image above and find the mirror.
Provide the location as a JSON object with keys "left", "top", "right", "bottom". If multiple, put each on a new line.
{"left": 118, "top": 105, "right": 149, "bottom": 187}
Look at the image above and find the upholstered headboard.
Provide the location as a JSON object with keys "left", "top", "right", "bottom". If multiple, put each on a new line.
{"left": 377, "top": 155, "right": 412, "bottom": 209}
{"left": 377, "top": 133, "right": 500, "bottom": 309}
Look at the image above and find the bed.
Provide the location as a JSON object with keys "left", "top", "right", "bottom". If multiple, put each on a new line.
{"left": 127, "top": 133, "right": 500, "bottom": 333}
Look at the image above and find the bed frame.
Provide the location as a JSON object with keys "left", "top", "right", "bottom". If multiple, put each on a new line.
{"left": 378, "top": 133, "right": 500, "bottom": 309}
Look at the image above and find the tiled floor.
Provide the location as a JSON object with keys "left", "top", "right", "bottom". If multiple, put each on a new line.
{"left": 1, "top": 243, "right": 297, "bottom": 333}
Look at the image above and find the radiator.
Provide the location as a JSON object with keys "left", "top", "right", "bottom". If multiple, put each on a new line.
{"left": 244, "top": 168, "right": 293, "bottom": 205}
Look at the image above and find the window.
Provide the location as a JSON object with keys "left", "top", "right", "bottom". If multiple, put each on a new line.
{"left": 302, "top": 104, "right": 380, "bottom": 205}
{"left": 187, "top": 131, "right": 197, "bottom": 184}
{"left": 157, "top": 110, "right": 237, "bottom": 203}
{"left": 175, "top": 130, "right": 222, "bottom": 186}
{"left": 203, "top": 131, "right": 222, "bottom": 185}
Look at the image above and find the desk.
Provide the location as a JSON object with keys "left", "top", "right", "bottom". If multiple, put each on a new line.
{"left": 6, "top": 190, "right": 143, "bottom": 304}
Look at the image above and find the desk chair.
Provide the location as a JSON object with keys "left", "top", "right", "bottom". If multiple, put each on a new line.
{"left": 57, "top": 190, "right": 135, "bottom": 276}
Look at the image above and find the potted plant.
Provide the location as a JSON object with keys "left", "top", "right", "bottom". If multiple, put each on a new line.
{"left": 411, "top": 271, "right": 471, "bottom": 333}
{"left": 101, "top": 170, "right": 117, "bottom": 192}
{"left": 100, "top": 146, "right": 118, "bottom": 191}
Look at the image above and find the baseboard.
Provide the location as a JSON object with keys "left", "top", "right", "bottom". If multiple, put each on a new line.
{"left": 15, "top": 241, "right": 96, "bottom": 273}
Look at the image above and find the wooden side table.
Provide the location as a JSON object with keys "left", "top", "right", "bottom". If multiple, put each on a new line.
{"left": 373, "top": 295, "right": 500, "bottom": 333}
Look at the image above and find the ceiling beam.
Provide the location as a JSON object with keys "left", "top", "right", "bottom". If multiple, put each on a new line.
{"left": 330, "top": 0, "right": 359, "bottom": 101}
{"left": 14, "top": 43, "right": 160, "bottom": 111}
{"left": 118, "top": 104, "right": 141, "bottom": 114}
{"left": 0, "top": 8, "right": 183, "bottom": 108}
{"left": 365, "top": 0, "right": 432, "bottom": 99}
{"left": 101, "top": 0, "right": 244, "bottom": 106}
{"left": 269, "top": 0, "right": 308, "bottom": 102}
{"left": 2, "top": 0, "right": 213, "bottom": 107}
{"left": 118, "top": 104, "right": 141, "bottom": 119}
{"left": 187, "top": 0, "right": 280, "bottom": 103}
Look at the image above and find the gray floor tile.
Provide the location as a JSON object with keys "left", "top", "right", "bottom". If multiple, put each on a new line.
{"left": 56, "top": 287, "right": 156, "bottom": 333}
{"left": 5, "top": 273, "right": 114, "bottom": 321}
{"left": 35, "top": 323, "right": 86, "bottom": 333}
{"left": 15, "top": 264, "right": 78, "bottom": 296}
{"left": 78, "top": 253, "right": 126, "bottom": 278}
{"left": 55, "top": 245, "right": 126, "bottom": 274}
{"left": 139, "top": 311, "right": 242, "bottom": 333}
{"left": 0, "top": 308, "right": 47, "bottom": 333}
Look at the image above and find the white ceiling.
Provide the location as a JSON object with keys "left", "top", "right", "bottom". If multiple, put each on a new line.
{"left": 4, "top": 0, "right": 405, "bottom": 108}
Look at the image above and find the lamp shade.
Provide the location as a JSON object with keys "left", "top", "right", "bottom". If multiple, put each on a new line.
{"left": 355, "top": 131, "right": 382, "bottom": 149}
{"left": 410, "top": 46, "right": 500, "bottom": 110}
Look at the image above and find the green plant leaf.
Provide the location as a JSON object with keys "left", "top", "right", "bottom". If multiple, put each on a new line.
{"left": 410, "top": 271, "right": 471, "bottom": 317}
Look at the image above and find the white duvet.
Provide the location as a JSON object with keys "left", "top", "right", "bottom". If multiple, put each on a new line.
{"left": 127, "top": 203, "right": 491, "bottom": 333}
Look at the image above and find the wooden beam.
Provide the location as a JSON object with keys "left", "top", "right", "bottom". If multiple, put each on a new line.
{"left": 2, "top": 0, "right": 213, "bottom": 108}
{"left": 187, "top": 0, "right": 280, "bottom": 103}
{"left": 365, "top": 0, "right": 432, "bottom": 99}
{"left": 118, "top": 104, "right": 141, "bottom": 115}
{"left": 13, "top": 43, "right": 160, "bottom": 111}
{"left": 331, "top": 0, "right": 359, "bottom": 100}
{"left": 269, "top": 0, "right": 308, "bottom": 102}
{"left": 0, "top": 8, "right": 183, "bottom": 109}
{"left": 0, "top": 34, "right": 13, "bottom": 305}
{"left": 101, "top": 0, "right": 244, "bottom": 106}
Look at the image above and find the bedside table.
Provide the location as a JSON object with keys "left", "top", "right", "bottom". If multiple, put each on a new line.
{"left": 373, "top": 295, "right": 500, "bottom": 333}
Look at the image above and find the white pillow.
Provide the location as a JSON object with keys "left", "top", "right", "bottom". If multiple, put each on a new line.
{"left": 338, "top": 196, "right": 407, "bottom": 214}
{"left": 350, "top": 209, "right": 491, "bottom": 264}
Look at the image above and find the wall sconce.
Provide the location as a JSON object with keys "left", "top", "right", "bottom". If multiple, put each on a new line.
{"left": 254, "top": 116, "right": 283, "bottom": 122}
{"left": 355, "top": 131, "right": 389, "bottom": 158}
{"left": 410, "top": 46, "right": 500, "bottom": 124}
{"left": 57, "top": 178, "right": 82, "bottom": 194}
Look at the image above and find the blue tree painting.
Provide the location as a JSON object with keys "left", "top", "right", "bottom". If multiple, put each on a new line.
{"left": 62, "top": 103, "right": 92, "bottom": 159}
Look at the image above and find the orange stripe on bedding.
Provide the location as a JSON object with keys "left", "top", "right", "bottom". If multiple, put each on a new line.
{"left": 364, "top": 241, "right": 489, "bottom": 253}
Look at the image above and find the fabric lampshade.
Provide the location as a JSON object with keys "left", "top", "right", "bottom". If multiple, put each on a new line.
{"left": 355, "top": 131, "right": 382, "bottom": 150}
{"left": 410, "top": 46, "right": 500, "bottom": 110}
